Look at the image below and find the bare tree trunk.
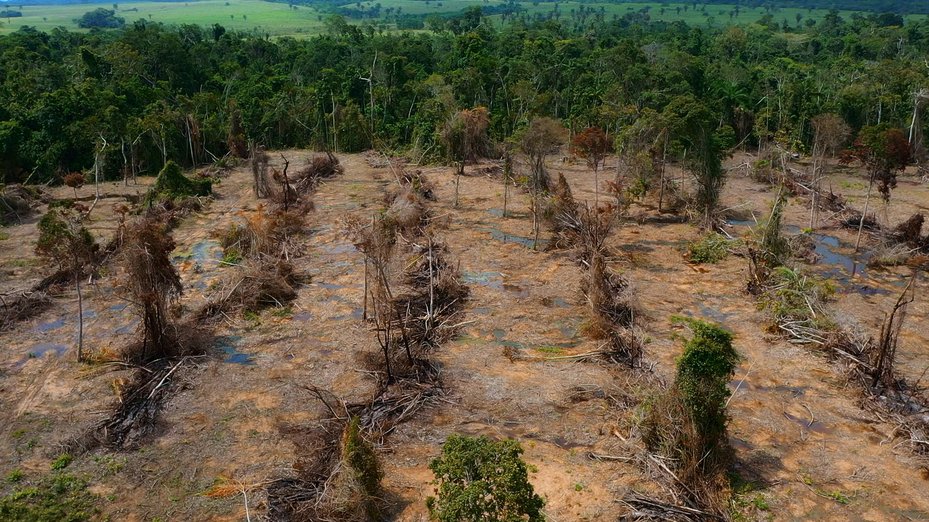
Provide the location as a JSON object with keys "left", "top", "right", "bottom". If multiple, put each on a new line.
{"left": 658, "top": 134, "right": 668, "bottom": 213}
{"left": 331, "top": 92, "right": 338, "bottom": 153}
{"left": 76, "top": 276, "right": 84, "bottom": 363}
{"left": 454, "top": 162, "right": 462, "bottom": 208}
{"left": 855, "top": 176, "right": 875, "bottom": 252}
{"left": 502, "top": 153, "right": 511, "bottom": 218}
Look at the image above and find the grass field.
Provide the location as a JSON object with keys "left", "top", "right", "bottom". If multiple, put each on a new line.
{"left": 0, "top": 0, "right": 911, "bottom": 37}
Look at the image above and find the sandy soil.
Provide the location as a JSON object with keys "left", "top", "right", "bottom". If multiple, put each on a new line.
{"left": 1, "top": 150, "right": 927, "bottom": 521}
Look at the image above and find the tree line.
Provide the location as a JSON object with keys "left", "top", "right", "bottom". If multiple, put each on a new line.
{"left": 2, "top": 8, "right": 929, "bottom": 183}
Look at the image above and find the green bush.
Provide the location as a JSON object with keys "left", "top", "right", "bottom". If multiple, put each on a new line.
{"left": 673, "top": 317, "right": 739, "bottom": 447}
{"left": 427, "top": 435, "right": 544, "bottom": 522}
{"left": 687, "top": 233, "right": 731, "bottom": 264}
{"left": 342, "top": 417, "right": 382, "bottom": 505}
{"left": 145, "top": 161, "right": 211, "bottom": 206}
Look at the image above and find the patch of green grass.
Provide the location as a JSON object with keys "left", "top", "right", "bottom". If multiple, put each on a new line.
{"left": 270, "top": 306, "right": 293, "bottom": 318}
{"left": 687, "top": 232, "right": 733, "bottom": 264}
{"left": 49, "top": 454, "right": 72, "bottom": 471}
{"left": 0, "top": 0, "right": 899, "bottom": 39}
{"left": 0, "top": 231, "right": 10, "bottom": 241}
{"left": 221, "top": 248, "right": 241, "bottom": 265}
{"left": 92, "top": 455, "right": 125, "bottom": 477}
{"left": 6, "top": 471, "right": 23, "bottom": 484}
{"left": 0, "top": 472, "right": 99, "bottom": 522}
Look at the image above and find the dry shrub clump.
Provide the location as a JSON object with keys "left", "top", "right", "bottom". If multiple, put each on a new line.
{"left": 119, "top": 217, "right": 192, "bottom": 362}
{"left": 268, "top": 406, "right": 385, "bottom": 522}
{"left": 291, "top": 152, "right": 345, "bottom": 192}
{"left": 0, "top": 184, "right": 43, "bottom": 224}
{"left": 384, "top": 186, "right": 430, "bottom": 234}
{"left": 582, "top": 253, "right": 641, "bottom": 365}
{"left": 547, "top": 173, "right": 580, "bottom": 250}
{"left": 199, "top": 209, "right": 303, "bottom": 321}
{"left": 0, "top": 291, "right": 52, "bottom": 332}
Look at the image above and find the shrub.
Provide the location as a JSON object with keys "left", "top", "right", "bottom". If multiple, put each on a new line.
{"left": 642, "top": 317, "right": 738, "bottom": 503}
{"left": 687, "top": 233, "right": 731, "bottom": 264}
{"left": 427, "top": 435, "right": 544, "bottom": 522}
{"left": 673, "top": 317, "right": 739, "bottom": 448}
{"left": 145, "top": 161, "right": 211, "bottom": 206}
{"left": 35, "top": 209, "right": 97, "bottom": 272}
{"left": 321, "top": 417, "right": 383, "bottom": 520}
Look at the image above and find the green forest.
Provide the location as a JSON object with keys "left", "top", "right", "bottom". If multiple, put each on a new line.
{"left": 0, "top": 6, "right": 925, "bottom": 184}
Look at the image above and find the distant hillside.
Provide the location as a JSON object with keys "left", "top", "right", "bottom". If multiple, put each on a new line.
{"left": 677, "top": 0, "right": 928, "bottom": 14}
{"left": 4, "top": 0, "right": 927, "bottom": 12}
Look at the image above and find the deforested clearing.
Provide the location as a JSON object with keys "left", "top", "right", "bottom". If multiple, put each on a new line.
{"left": 3, "top": 9, "right": 929, "bottom": 522}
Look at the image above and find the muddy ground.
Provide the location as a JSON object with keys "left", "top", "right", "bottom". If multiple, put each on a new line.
{"left": 1, "top": 150, "right": 927, "bottom": 521}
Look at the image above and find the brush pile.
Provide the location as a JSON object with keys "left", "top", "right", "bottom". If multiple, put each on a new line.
{"left": 582, "top": 252, "right": 641, "bottom": 365}
{"left": 0, "top": 291, "right": 52, "bottom": 332}
{"left": 268, "top": 166, "right": 468, "bottom": 520}
{"left": 0, "top": 184, "right": 43, "bottom": 224}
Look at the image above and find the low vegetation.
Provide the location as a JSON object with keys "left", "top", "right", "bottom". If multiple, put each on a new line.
{"left": 427, "top": 435, "right": 544, "bottom": 522}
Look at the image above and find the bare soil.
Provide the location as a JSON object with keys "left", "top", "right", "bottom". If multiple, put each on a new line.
{"left": 1, "top": 150, "right": 927, "bottom": 521}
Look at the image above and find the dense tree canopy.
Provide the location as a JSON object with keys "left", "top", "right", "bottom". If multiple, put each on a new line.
{"left": 1, "top": 9, "right": 928, "bottom": 184}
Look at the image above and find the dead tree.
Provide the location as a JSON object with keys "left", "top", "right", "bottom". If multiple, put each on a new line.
{"left": 250, "top": 143, "right": 273, "bottom": 199}
{"left": 120, "top": 218, "right": 183, "bottom": 362}
{"left": 871, "top": 273, "right": 917, "bottom": 388}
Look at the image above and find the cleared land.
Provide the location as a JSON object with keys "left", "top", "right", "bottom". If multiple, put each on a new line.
{"left": 0, "top": 0, "right": 895, "bottom": 37}
{"left": 1, "top": 148, "right": 928, "bottom": 519}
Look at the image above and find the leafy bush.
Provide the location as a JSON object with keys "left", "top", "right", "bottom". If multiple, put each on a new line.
{"left": 758, "top": 266, "right": 836, "bottom": 336}
{"left": 642, "top": 317, "right": 738, "bottom": 500}
{"left": 35, "top": 209, "right": 97, "bottom": 271}
{"left": 145, "top": 161, "right": 212, "bottom": 206}
{"left": 687, "top": 233, "right": 731, "bottom": 264}
{"left": 427, "top": 435, "right": 544, "bottom": 522}
{"left": 673, "top": 317, "right": 739, "bottom": 447}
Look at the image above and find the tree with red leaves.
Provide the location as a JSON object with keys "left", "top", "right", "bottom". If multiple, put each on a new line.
{"left": 571, "top": 127, "right": 611, "bottom": 207}
{"left": 841, "top": 125, "right": 911, "bottom": 250}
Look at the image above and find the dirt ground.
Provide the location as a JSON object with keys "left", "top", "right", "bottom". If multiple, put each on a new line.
{"left": 1, "top": 149, "right": 927, "bottom": 521}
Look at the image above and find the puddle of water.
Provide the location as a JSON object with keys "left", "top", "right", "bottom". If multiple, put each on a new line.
{"left": 547, "top": 297, "right": 571, "bottom": 308}
{"left": 333, "top": 308, "right": 364, "bottom": 321}
{"left": 698, "top": 302, "right": 734, "bottom": 323}
{"left": 486, "top": 228, "right": 548, "bottom": 249}
{"left": 36, "top": 318, "right": 66, "bottom": 333}
{"left": 502, "top": 283, "right": 530, "bottom": 298}
{"left": 320, "top": 242, "right": 356, "bottom": 255}
{"left": 82, "top": 309, "right": 97, "bottom": 319}
{"left": 471, "top": 307, "right": 491, "bottom": 315}
{"left": 215, "top": 336, "right": 256, "bottom": 365}
{"left": 316, "top": 282, "right": 346, "bottom": 290}
{"left": 492, "top": 329, "right": 506, "bottom": 341}
{"left": 109, "top": 303, "right": 128, "bottom": 312}
{"left": 488, "top": 208, "right": 529, "bottom": 218}
{"left": 115, "top": 321, "right": 139, "bottom": 335}
{"left": 558, "top": 325, "right": 577, "bottom": 339}
{"left": 293, "top": 311, "right": 312, "bottom": 321}
{"left": 462, "top": 271, "right": 504, "bottom": 290}
{"left": 14, "top": 343, "right": 68, "bottom": 368}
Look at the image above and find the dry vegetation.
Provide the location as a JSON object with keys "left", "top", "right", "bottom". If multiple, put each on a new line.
{"left": 2, "top": 145, "right": 929, "bottom": 521}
